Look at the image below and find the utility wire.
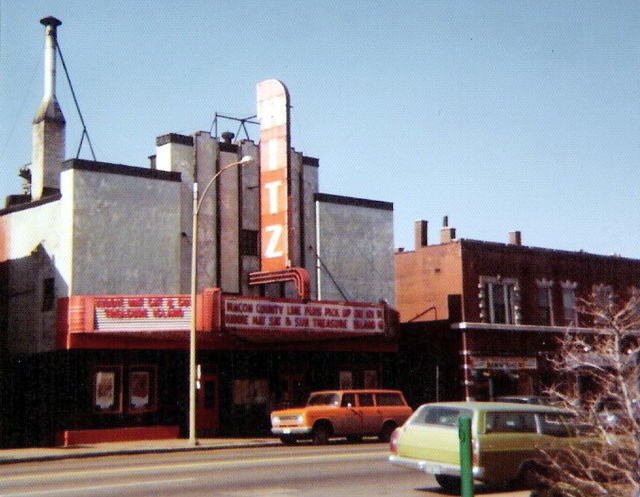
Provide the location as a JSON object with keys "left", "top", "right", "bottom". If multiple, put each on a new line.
{"left": 56, "top": 39, "right": 96, "bottom": 161}
{"left": 309, "top": 245, "right": 353, "bottom": 301}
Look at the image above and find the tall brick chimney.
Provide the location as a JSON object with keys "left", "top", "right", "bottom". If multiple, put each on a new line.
{"left": 414, "top": 220, "right": 428, "bottom": 249}
{"left": 31, "top": 16, "right": 66, "bottom": 200}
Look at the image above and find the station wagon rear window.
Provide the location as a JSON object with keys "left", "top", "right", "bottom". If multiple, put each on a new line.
{"left": 415, "top": 406, "right": 473, "bottom": 426}
{"left": 485, "top": 411, "right": 536, "bottom": 433}
{"left": 539, "top": 412, "right": 579, "bottom": 437}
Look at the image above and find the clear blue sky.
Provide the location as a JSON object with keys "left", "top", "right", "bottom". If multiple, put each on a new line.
{"left": 1, "top": 1, "right": 639, "bottom": 257}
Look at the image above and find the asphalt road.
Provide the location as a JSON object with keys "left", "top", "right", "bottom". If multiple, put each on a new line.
{"left": 0, "top": 442, "right": 531, "bottom": 496}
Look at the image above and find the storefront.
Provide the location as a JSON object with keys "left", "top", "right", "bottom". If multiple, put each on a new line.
{"left": 45, "top": 289, "right": 400, "bottom": 445}
{"left": 454, "top": 323, "right": 564, "bottom": 401}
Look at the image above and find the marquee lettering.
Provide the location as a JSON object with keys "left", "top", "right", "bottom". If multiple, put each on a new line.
{"left": 93, "top": 295, "right": 192, "bottom": 331}
{"left": 222, "top": 297, "right": 386, "bottom": 335}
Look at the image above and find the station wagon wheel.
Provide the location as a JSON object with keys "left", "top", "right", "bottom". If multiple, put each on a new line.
{"left": 435, "top": 474, "right": 461, "bottom": 494}
{"left": 514, "top": 460, "right": 546, "bottom": 489}
{"left": 312, "top": 422, "right": 330, "bottom": 445}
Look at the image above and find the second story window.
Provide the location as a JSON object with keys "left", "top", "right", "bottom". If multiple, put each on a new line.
{"left": 592, "top": 284, "right": 614, "bottom": 325}
{"left": 479, "top": 276, "right": 520, "bottom": 325}
{"left": 239, "top": 229, "right": 259, "bottom": 256}
{"left": 561, "top": 281, "right": 578, "bottom": 325}
{"left": 42, "top": 277, "right": 55, "bottom": 312}
{"left": 536, "top": 279, "right": 554, "bottom": 326}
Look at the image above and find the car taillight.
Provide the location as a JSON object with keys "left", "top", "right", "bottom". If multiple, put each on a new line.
{"left": 389, "top": 427, "right": 401, "bottom": 453}
{"left": 472, "top": 437, "right": 478, "bottom": 466}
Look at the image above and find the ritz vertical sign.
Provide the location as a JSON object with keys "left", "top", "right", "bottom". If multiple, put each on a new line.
{"left": 257, "top": 79, "right": 291, "bottom": 271}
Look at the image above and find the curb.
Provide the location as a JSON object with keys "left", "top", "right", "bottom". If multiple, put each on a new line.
{"left": 0, "top": 439, "right": 281, "bottom": 465}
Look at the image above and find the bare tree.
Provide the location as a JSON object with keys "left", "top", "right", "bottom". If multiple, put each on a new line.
{"left": 533, "top": 295, "right": 640, "bottom": 497}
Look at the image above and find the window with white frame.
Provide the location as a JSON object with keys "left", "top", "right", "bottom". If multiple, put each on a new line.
{"left": 561, "top": 281, "right": 578, "bottom": 325}
{"left": 479, "top": 276, "right": 520, "bottom": 324}
{"left": 536, "top": 279, "right": 554, "bottom": 326}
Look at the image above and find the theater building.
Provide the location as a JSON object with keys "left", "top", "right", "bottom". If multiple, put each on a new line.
{"left": 0, "top": 18, "right": 398, "bottom": 446}
{"left": 395, "top": 219, "right": 640, "bottom": 406}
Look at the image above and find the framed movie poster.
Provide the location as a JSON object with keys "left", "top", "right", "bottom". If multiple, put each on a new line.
{"left": 129, "top": 370, "right": 149, "bottom": 408}
{"left": 94, "top": 366, "right": 122, "bottom": 412}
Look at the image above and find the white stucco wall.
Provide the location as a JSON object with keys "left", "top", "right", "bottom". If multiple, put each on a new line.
{"left": 0, "top": 163, "right": 182, "bottom": 355}
{"left": 68, "top": 167, "right": 181, "bottom": 295}
{"left": 315, "top": 196, "right": 395, "bottom": 306}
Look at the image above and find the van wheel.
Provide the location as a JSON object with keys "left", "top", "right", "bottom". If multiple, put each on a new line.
{"left": 435, "top": 474, "right": 461, "bottom": 494}
{"left": 379, "top": 422, "right": 396, "bottom": 442}
{"left": 312, "top": 423, "right": 331, "bottom": 445}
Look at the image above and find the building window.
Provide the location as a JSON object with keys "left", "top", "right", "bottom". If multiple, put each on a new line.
{"left": 536, "top": 279, "right": 554, "bottom": 326}
{"left": 239, "top": 229, "right": 259, "bottom": 256}
{"left": 479, "top": 277, "right": 520, "bottom": 324}
{"left": 42, "top": 277, "right": 55, "bottom": 312}
{"left": 232, "top": 379, "right": 269, "bottom": 407}
{"left": 561, "top": 281, "right": 578, "bottom": 325}
{"left": 363, "top": 370, "right": 378, "bottom": 388}
{"left": 339, "top": 371, "right": 353, "bottom": 389}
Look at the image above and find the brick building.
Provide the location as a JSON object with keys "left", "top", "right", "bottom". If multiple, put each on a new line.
{"left": 395, "top": 219, "right": 640, "bottom": 404}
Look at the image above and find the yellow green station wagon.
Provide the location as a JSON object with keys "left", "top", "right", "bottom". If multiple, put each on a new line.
{"left": 389, "top": 401, "right": 590, "bottom": 493}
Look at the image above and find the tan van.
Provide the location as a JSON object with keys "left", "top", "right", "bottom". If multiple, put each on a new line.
{"left": 270, "top": 389, "right": 412, "bottom": 444}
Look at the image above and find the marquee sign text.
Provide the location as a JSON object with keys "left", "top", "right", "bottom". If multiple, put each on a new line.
{"left": 223, "top": 297, "right": 385, "bottom": 335}
{"left": 94, "top": 296, "right": 192, "bottom": 331}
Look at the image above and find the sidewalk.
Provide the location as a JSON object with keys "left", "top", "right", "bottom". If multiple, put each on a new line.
{"left": 0, "top": 436, "right": 280, "bottom": 464}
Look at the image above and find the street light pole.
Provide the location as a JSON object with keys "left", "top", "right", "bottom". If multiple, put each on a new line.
{"left": 188, "top": 154, "right": 255, "bottom": 446}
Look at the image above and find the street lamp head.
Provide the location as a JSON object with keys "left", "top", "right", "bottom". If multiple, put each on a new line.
{"left": 239, "top": 155, "right": 255, "bottom": 165}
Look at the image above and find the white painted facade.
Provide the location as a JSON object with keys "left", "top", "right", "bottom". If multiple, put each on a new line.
{"left": 1, "top": 161, "right": 182, "bottom": 356}
{"left": 315, "top": 194, "right": 395, "bottom": 306}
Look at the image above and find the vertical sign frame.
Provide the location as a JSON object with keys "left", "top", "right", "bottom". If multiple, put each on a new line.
{"left": 257, "top": 79, "right": 291, "bottom": 271}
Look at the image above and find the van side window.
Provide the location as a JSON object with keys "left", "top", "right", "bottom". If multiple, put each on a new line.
{"left": 341, "top": 393, "right": 355, "bottom": 407}
{"left": 486, "top": 412, "right": 536, "bottom": 433}
{"left": 358, "top": 393, "right": 374, "bottom": 407}
{"left": 376, "top": 393, "right": 403, "bottom": 406}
